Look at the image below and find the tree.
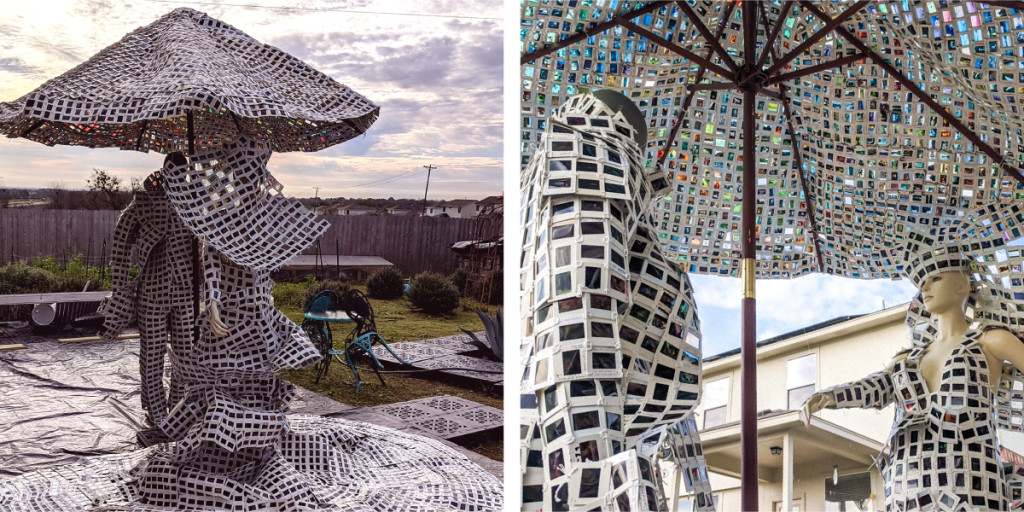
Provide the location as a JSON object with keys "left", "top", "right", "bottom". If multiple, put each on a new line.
{"left": 86, "top": 169, "right": 126, "bottom": 210}
{"left": 0, "top": 176, "right": 9, "bottom": 208}
{"left": 48, "top": 180, "right": 70, "bottom": 209}
{"left": 356, "top": 198, "right": 377, "bottom": 208}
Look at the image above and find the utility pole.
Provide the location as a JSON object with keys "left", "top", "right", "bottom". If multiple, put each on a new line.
{"left": 421, "top": 164, "right": 435, "bottom": 216}
{"left": 313, "top": 186, "right": 321, "bottom": 209}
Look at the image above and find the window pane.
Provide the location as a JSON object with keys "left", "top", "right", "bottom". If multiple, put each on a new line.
{"left": 788, "top": 384, "right": 817, "bottom": 410}
{"left": 704, "top": 378, "right": 729, "bottom": 408}
{"left": 787, "top": 353, "right": 816, "bottom": 389}
{"left": 704, "top": 406, "right": 727, "bottom": 429}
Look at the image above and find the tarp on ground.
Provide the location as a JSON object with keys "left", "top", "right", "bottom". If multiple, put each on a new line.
{"left": 0, "top": 329, "right": 143, "bottom": 476}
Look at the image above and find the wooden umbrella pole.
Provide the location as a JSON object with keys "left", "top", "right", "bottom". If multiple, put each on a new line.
{"left": 187, "top": 111, "right": 202, "bottom": 344}
{"left": 740, "top": 1, "right": 760, "bottom": 509}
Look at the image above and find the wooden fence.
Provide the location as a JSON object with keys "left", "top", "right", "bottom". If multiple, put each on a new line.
{"left": 0, "top": 210, "right": 477, "bottom": 276}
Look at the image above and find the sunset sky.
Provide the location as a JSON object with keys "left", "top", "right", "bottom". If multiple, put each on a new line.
{"left": 0, "top": 0, "right": 502, "bottom": 200}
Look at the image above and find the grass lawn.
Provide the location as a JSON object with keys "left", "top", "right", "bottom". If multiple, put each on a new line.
{"left": 275, "top": 282, "right": 503, "bottom": 461}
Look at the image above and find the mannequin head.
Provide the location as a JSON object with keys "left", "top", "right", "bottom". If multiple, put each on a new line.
{"left": 919, "top": 270, "right": 972, "bottom": 317}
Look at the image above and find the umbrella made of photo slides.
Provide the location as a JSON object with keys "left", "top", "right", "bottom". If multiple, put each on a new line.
{"left": 520, "top": 0, "right": 1024, "bottom": 280}
{"left": 0, "top": 7, "right": 379, "bottom": 155}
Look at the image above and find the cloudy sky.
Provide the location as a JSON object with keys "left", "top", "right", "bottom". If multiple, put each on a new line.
{"left": 0, "top": 0, "right": 502, "bottom": 200}
{"left": 690, "top": 273, "right": 919, "bottom": 357}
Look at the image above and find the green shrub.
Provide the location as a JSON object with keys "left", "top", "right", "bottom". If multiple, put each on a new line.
{"left": 449, "top": 267, "right": 470, "bottom": 295}
{"left": 366, "top": 267, "right": 405, "bottom": 300}
{"left": 0, "top": 263, "right": 57, "bottom": 295}
{"left": 272, "top": 281, "right": 307, "bottom": 309}
{"left": 26, "top": 254, "right": 112, "bottom": 291}
{"left": 302, "top": 279, "right": 352, "bottom": 310}
{"left": 407, "top": 272, "right": 460, "bottom": 316}
{"left": 54, "top": 274, "right": 95, "bottom": 293}
{"left": 30, "top": 255, "right": 62, "bottom": 275}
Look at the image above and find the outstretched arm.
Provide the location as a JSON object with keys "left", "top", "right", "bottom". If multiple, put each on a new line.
{"left": 800, "top": 350, "right": 906, "bottom": 427}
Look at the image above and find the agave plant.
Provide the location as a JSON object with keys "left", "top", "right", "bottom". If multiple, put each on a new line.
{"left": 459, "top": 309, "right": 502, "bottom": 362}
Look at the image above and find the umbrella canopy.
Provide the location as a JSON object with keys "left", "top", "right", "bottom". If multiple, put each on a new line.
{"left": 520, "top": 0, "right": 1024, "bottom": 280}
{"left": 0, "top": 7, "right": 378, "bottom": 154}
{"left": 520, "top": 2, "right": 1024, "bottom": 509}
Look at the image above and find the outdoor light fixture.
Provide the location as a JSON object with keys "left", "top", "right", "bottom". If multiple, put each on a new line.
{"left": 770, "top": 446, "right": 782, "bottom": 456}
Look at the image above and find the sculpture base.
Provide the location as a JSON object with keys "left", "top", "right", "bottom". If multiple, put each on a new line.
{"left": 0, "top": 415, "right": 503, "bottom": 511}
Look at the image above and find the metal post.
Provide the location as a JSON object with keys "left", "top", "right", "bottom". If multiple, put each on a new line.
{"left": 336, "top": 239, "right": 340, "bottom": 281}
{"left": 740, "top": 1, "right": 759, "bottom": 510}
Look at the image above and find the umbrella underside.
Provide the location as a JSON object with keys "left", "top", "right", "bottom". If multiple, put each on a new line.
{"left": 520, "top": 0, "right": 1024, "bottom": 279}
{"left": 0, "top": 7, "right": 378, "bottom": 154}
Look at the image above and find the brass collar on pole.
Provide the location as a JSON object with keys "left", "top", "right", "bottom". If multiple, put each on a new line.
{"left": 742, "top": 258, "right": 756, "bottom": 299}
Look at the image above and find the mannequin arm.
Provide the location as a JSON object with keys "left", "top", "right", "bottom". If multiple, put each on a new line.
{"left": 982, "top": 328, "right": 1024, "bottom": 430}
{"left": 202, "top": 243, "right": 228, "bottom": 337}
{"left": 801, "top": 369, "right": 895, "bottom": 428}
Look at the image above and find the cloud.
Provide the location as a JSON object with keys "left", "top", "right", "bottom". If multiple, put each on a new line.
{"left": 691, "top": 273, "right": 919, "bottom": 356}
{"left": 0, "top": 0, "right": 503, "bottom": 200}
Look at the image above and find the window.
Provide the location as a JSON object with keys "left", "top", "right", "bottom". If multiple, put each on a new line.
{"left": 824, "top": 472, "right": 872, "bottom": 511}
{"left": 787, "top": 354, "right": 816, "bottom": 410}
{"left": 703, "top": 378, "right": 729, "bottom": 429}
{"left": 677, "top": 495, "right": 720, "bottom": 511}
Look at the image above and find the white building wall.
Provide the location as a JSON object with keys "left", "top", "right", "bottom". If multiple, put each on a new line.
{"left": 689, "top": 307, "right": 1024, "bottom": 509}
{"left": 694, "top": 311, "right": 906, "bottom": 444}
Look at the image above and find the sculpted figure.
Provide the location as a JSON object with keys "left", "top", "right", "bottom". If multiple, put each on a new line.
{"left": 802, "top": 226, "right": 1024, "bottom": 512}
{"left": 519, "top": 91, "right": 713, "bottom": 511}
{"left": 99, "top": 154, "right": 196, "bottom": 427}
{"left": 128, "top": 138, "right": 331, "bottom": 508}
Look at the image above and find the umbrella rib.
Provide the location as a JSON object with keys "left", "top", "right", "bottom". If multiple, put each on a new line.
{"left": 619, "top": 20, "right": 736, "bottom": 81}
{"left": 764, "top": 1, "right": 869, "bottom": 78}
{"left": 229, "top": 112, "right": 244, "bottom": 134}
{"left": 674, "top": 0, "right": 741, "bottom": 76}
{"left": 759, "top": 87, "right": 782, "bottom": 101}
{"left": 802, "top": 2, "right": 1024, "bottom": 187}
{"left": 686, "top": 83, "right": 738, "bottom": 91}
{"left": 342, "top": 119, "right": 365, "bottom": 135}
{"left": 656, "top": 0, "right": 738, "bottom": 171}
{"left": 519, "top": 2, "right": 665, "bottom": 65}
{"left": 768, "top": 52, "right": 866, "bottom": 84}
{"left": 134, "top": 120, "right": 149, "bottom": 150}
{"left": 759, "top": 5, "right": 826, "bottom": 273}
{"left": 779, "top": 85, "right": 825, "bottom": 273}
{"left": 754, "top": 0, "right": 793, "bottom": 72}
{"left": 995, "top": 2, "right": 1024, "bottom": 9}
{"left": 20, "top": 120, "right": 46, "bottom": 138}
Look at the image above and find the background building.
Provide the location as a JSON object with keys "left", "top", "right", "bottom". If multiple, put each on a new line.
{"left": 675, "top": 305, "right": 1024, "bottom": 511}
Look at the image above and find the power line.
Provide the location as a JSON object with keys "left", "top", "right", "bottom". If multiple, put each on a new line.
{"left": 328, "top": 168, "right": 428, "bottom": 190}
{"left": 141, "top": 0, "right": 501, "bottom": 20}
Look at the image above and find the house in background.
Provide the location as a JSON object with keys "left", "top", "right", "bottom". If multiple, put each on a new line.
{"left": 336, "top": 204, "right": 376, "bottom": 216}
{"left": 423, "top": 199, "right": 488, "bottom": 218}
{"left": 313, "top": 203, "right": 377, "bottom": 216}
{"left": 674, "top": 305, "right": 1024, "bottom": 511}
{"left": 424, "top": 202, "right": 445, "bottom": 217}
{"left": 472, "top": 195, "right": 503, "bottom": 215}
